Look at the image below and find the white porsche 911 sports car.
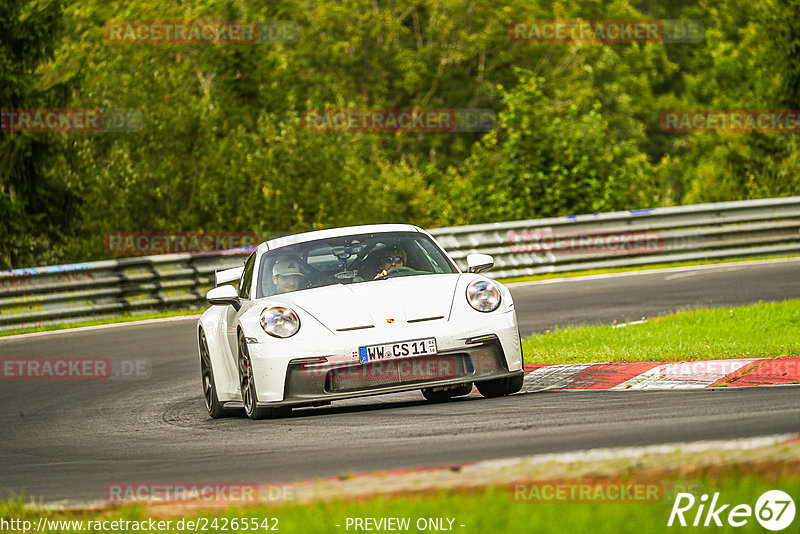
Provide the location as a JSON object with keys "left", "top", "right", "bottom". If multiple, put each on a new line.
{"left": 197, "top": 224, "right": 524, "bottom": 419}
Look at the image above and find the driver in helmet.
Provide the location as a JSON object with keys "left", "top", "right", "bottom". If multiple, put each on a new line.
{"left": 272, "top": 257, "right": 306, "bottom": 294}
{"left": 374, "top": 245, "right": 407, "bottom": 279}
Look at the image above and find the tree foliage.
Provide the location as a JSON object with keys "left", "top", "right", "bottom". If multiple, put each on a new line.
{"left": 0, "top": 0, "right": 77, "bottom": 267}
{"left": 3, "top": 0, "right": 800, "bottom": 267}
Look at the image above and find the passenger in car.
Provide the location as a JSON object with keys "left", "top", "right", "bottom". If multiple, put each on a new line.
{"left": 374, "top": 246, "right": 408, "bottom": 279}
{"left": 272, "top": 258, "right": 307, "bottom": 294}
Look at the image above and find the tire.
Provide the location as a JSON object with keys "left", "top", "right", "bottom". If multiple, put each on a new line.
{"left": 237, "top": 331, "right": 290, "bottom": 420}
{"left": 421, "top": 382, "right": 473, "bottom": 402}
{"left": 199, "top": 330, "right": 230, "bottom": 418}
{"left": 506, "top": 373, "right": 524, "bottom": 394}
{"left": 476, "top": 373, "right": 524, "bottom": 398}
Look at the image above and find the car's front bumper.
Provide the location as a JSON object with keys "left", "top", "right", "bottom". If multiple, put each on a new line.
{"left": 275, "top": 335, "right": 519, "bottom": 406}
{"left": 241, "top": 310, "right": 523, "bottom": 406}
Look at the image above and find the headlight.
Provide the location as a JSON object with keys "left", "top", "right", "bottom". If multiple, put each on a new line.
{"left": 466, "top": 280, "right": 501, "bottom": 312}
{"left": 260, "top": 306, "right": 301, "bottom": 338}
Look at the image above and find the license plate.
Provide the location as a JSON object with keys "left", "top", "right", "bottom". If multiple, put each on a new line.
{"left": 358, "top": 337, "right": 437, "bottom": 364}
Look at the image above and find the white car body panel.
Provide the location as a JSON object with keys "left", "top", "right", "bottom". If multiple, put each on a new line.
{"left": 197, "top": 224, "right": 523, "bottom": 412}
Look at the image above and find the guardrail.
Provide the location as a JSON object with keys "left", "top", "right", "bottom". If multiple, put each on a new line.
{"left": 432, "top": 196, "right": 800, "bottom": 278}
{"left": 1, "top": 197, "right": 799, "bottom": 332}
{"left": 0, "top": 252, "right": 248, "bottom": 332}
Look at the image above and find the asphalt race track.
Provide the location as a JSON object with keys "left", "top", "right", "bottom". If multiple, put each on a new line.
{"left": 1, "top": 259, "right": 799, "bottom": 504}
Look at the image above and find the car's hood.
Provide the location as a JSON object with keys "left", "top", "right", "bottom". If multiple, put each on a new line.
{"left": 284, "top": 274, "right": 461, "bottom": 331}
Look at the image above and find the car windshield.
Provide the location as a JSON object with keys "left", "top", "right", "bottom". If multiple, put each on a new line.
{"left": 256, "top": 231, "right": 458, "bottom": 297}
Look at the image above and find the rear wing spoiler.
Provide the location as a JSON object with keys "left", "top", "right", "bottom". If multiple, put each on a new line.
{"left": 214, "top": 265, "right": 244, "bottom": 286}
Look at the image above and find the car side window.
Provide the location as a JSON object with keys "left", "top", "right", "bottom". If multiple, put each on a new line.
{"left": 238, "top": 253, "right": 256, "bottom": 299}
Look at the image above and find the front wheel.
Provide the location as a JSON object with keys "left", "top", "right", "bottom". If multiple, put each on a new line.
{"left": 476, "top": 373, "right": 524, "bottom": 398}
{"left": 238, "top": 332, "right": 290, "bottom": 420}
{"left": 199, "top": 330, "right": 230, "bottom": 418}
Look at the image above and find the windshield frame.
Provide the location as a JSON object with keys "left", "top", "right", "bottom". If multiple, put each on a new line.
{"left": 255, "top": 231, "right": 458, "bottom": 298}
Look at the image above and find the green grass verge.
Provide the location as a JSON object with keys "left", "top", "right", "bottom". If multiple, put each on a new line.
{"left": 2, "top": 471, "right": 797, "bottom": 533}
{"left": 522, "top": 299, "right": 800, "bottom": 365}
{"left": 501, "top": 254, "right": 799, "bottom": 284}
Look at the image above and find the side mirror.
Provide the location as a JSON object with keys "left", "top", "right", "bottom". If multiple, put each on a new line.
{"left": 215, "top": 265, "right": 244, "bottom": 286}
{"left": 466, "top": 253, "right": 494, "bottom": 274}
{"left": 206, "top": 285, "right": 241, "bottom": 310}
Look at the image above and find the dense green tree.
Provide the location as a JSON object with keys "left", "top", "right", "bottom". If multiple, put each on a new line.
{"left": 0, "top": 0, "right": 77, "bottom": 268}
{"left": 444, "top": 70, "right": 654, "bottom": 223}
{"left": 666, "top": 0, "right": 800, "bottom": 203}
{"left": 2, "top": 0, "right": 800, "bottom": 268}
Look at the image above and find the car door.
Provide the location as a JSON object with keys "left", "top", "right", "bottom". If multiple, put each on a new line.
{"left": 225, "top": 251, "right": 256, "bottom": 360}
